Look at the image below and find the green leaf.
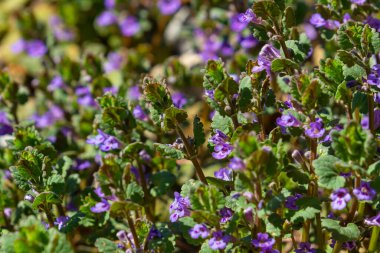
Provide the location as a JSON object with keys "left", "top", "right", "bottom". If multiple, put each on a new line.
{"left": 301, "top": 79, "right": 319, "bottom": 109}
{"left": 271, "top": 58, "right": 298, "bottom": 72}
{"left": 285, "top": 40, "right": 310, "bottom": 63}
{"left": 283, "top": 6, "right": 295, "bottom": 28}
{"left": 32, "top": 192, "right": 61, "bottom": 209}
{"left": 285, "top": 164, "right": 310, "bottom": 184}
{"left": 313, "top": 155, "right": 346, "bottom": 190}
{"left": 121, "top": 142, "right": 146, "bottom": 158}
{"left": 202, "top": 60, "right": 226, "bottom": 90}
{"left": 368, "top": 160, "right": 380, "bottom": 175}
{"left": 154, "top": 143, "right": 185, "bottom": 159}
{"left": 361, "top": 24, "right": 380, "bottom": 54}
{"left": 193, "top": 116, "right": 205, "bottom": 148}
{"left": 190, "top": 185, "right": 225, "bottom": 213}
{"left": 211, "top": 111, "right": 233, "bottom": 135}
{"left": 290, "top": 197, "right": 321, "bottom": 223}
{"left": 163, "top": 106, "right": 188, "bottom": 130}
{"left": 150, "top": 171, "right": 176, "bottom": 197}
{"left": 10, "top": 148, "right": 49, "bottom": 191}
{"left": 95, "top": 238, "right": 122, "bottom": 253}
{"left": 322, "top": 219, "right": 360, "bottom": 242}
{"left": 351, "top": 91, "right": 368, "bottom": 114}
{"left": 331, "top": 121, "right": 376, "bottom": 165}
{"left": 214, "top": 77, "right": 239, "bottom": 102}
{"left": 109, "top": 201, "right": 141, "bottom": 217}
{"left": 238, "top": 76, "right": 254, "bottom": 112}
{"left": 335, "top": 82, "right": 350, "bottom": 102}
{"left": 253, "top": 0, "right": 281, "bottom": 19}
{"left": 126, "top": 182, "right": 144, "bottom": 204}
{"left": 46, "top": 229, "right": 74, "bottom": 252}
{"left": 143, "top": 77, "right": 173, "bottom": 113}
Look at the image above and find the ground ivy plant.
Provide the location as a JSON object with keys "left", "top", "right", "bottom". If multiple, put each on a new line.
{"left": 1, "top": 0, "right": 380, "bottom": 252}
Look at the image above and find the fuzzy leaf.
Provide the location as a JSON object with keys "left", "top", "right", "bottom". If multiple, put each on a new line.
{"left": 154, "top": 143, "right": 185, "bottom": 159}
{"left": 322, "top": 219, "right": 360, "bottom": 242}
{"left": 313, "top": 155, "right": 346, "bottom": 190}
{"left": 193, "top": 116, "right": 205, "bottom": 148}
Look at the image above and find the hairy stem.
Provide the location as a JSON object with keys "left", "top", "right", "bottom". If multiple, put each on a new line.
{"left": 368, "top": 92, "right": 375, "bottom": 135}
{"left": 175, "top": 126, "right": 208, "bottom": 185}
{"left": 126, "top": 212, "right": 140, "bottom": 249}
{"left": 368, "top": 226, "right": 380, "bottom": 253}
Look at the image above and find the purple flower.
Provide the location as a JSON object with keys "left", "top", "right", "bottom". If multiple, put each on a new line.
{"left": 119, "top": 17, "right": 140, "bottom": 37}
{"left": 205, "top": 90, "right": 215, "bottom": 100}
{"left": 128, "top": 85, "right": 141, "bottom": 100}
{"left": 228, "top": 157, "right": 245, "bottom": 170}
{"left": 220, "top": 41, "right": 234, "bottom": 57}
{"left": 305, "top": 118, "right": 325, "bottom": 138}
{"left": 210, "top": 130, "right": 233, "bottom": 159}
{"left": 96, "top": 10, "right": 117, "bottom": 27}
{"left": 104, "top": 52, "right": 123, "bottom": 73}
{"left": 214, "top": 168, "right": 232, "bottom": 181}
{"left": 285, "top": 193, "right": 303, "bottom": 210}
{"left": 75, "top": 86, "right": 97, "bottom": 107}
{"left": 330, "top": 188, "right": 351, "bottom": 210}
{"left": 364, "top": 213, "right": 380, "bottom": 226}
{"left": 117, "top": 230, "right": 128, "bottom": 242}
{"left": 238, "top": 9, "right": 257, "bottom": 24}
{"left": 343, "top": 13, "right": 351, "bottom": 23}
{"left": 133, "top": 105, "right": 148, "bottom": 121}
{"left": 104, "top": 0, "right": 115, "bottom": 9}
{"left": 310, "top": 14, "right": 326, "bottom": 28}
{"left": 0, "top": 112, "right": 13, "bottom": 135}
{"left": 31, "top": 105, "right": 64, "bottom": 128}
{"left": 252, "top": 44, "right": 280, "bottom": 74}
{"left": 200, "top": 37, "right": 222, "bottom": 61}
{"left": 48, "top": 75, "right": 65, "bottom": 91}
{"left": 50, "top": 16, "right": 74, "bottom": 42}
{"left": 276, "top": 114, "right": 300, "bottom": 128}
{"left": 324, "top": 20, "right": 340, "bottom": 30}
{"left": 169, "top": 192, "right": 191, "bottom": 222}
{"left": 353, "top": 181, "right": 376, "bottom": 201}
{"left": 208, "top": 231, "right": 230, "bottom": 250}
{"left": 219, "top": 207, "right": 234, "bottom": 223}
{"left": 212, "top": 143, "right": 233, "bottom": 160}
{"left": 54, "top": 216, "right": 69, "bottom": 230}
{"left": 25, "top": 40, "right": 47, "bottom": 58}
{"left": 366, "top": 16, "right": 380, "bottom": 32}
{"left": 100, "top": 136, "right": 121, "bottom": 151}
{"left": 367, "top": 64, "right": 380, "bottom": 87}
{"left": 24, "top": 194, "right": 35, "bottom": 202}
{"left": 240, "top": 35, "right": 258, "bottom": 49}
{"left": 252, "top": 233, "right": 276, "bottom": 249}
{"left": 172, "top": 92, "right": 187, "bottom": 108}
{"left": 157, "top": 0, "right": 181, "bottom": 15}
{"left": 330, "top": 240, "right": 356, "bottom": 250}
{"left": 74, "top": 159, "right": 92, "bottom": 171}
{"left": 147, "top": 226, "right": 161, "bottom": 240}
{"left": 4, "top": 208, "right": 12, "bottom": 218}
{"left": 304, "top": 23, "right": 318, "bottom": 40}
{"left": 87, "top": 129, "right": 120, "bottom": 151}
{"left": 295, "top": 242, "right": 317, "bottom": 253}
{"left": 189, "top": 224, "right": 209, "bottom": 239}
{"left": 230, "top": 14, "right": 247, "bottom": 32}
{"left": 351, "top": 0, "right": 365, "bottom": 5}
{"left": 90, "top": 199, "right": 110, "bottom": 213}
{"left": 361, "top": 109, "right": 380, "bottom": 130}
{"left": 11, "top": 39, "right": 26, "bottom": 54}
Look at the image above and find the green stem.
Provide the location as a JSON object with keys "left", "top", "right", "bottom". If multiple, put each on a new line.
{"left": 332, "top": 240, "right": 342, "bottom": 253}
{"left": 316, "top": 213, "right": 324, "bottom": 250}
{"left": 357, "top": 201, "right": 365, "bottom": 221}
{"left": 43, "top": 206, "right": 55, "bottom": 228}
{"left": 136, "top": 159, "right": 154, "bottom": 221}
{"left": 302, "top": 220, "right": 310, "bottom": 242}
{"left": 126, "top": 212, "right": 140, "bottom": 250}
{"left": 368, "top": 92, "right": 375, "bottom": 135}
{"left": 368, "top": 226, "right": 380, "bottom": 253}
{"left": 175, "top": 126, "right": 208, "bottom": 185}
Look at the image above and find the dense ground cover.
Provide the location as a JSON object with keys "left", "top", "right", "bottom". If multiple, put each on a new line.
{"left": 1, "top": 0, "right": 380, "bottom": 252}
